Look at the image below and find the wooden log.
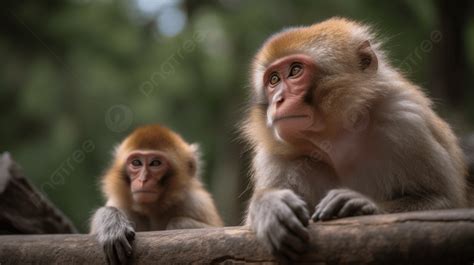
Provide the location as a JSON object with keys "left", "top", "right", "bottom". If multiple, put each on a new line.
{"left": 462, "top": 134, "right": 474, "bottom": 205}
{"left": 0, "top": 152, "right": 77, "bottom": 234}
{"left": 0, "top": 209, "right": 473, "bottom": 264}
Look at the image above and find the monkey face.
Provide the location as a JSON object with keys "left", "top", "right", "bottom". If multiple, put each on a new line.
{"left": 248, "top": 20, "right": 381, "bottom": 158}
{"left": 263, "top": 53, "right": 325, "bottom": 147}
{"left": 125, "top": 150, "right": 170, "bottom": 204}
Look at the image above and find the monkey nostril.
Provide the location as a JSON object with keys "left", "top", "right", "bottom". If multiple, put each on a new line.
{"left": 275, "top": 96, "right": 284, "bottom": 106}
{"left": 276, "top": 100, "right": 284, "bottom": 108}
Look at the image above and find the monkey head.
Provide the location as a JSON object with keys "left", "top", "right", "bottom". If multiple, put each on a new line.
{"left": 104, "top": 124, "right": 200, "bottom": 211}
{"left": 247, "top": 18, "right": 380, "bottom": 157}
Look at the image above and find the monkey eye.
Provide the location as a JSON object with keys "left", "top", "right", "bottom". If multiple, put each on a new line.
{"left": 149, "top": 159, "right": 162, "bottom": 167}
{"left": 269, "top": 73, "right": 280, "bottom": 85}
{"left": 131, "top": 159, "right": 142, "bottom": 167}
{"left": 289, "top": 64, "right": 303, "bottom": 77}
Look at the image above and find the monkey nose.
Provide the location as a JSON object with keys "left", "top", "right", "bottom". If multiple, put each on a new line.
{"left": 138, "top": 174, "right": 148, "bottom": 182}
{"left": 275, "top": 95, "right": 284, "bottom": 107}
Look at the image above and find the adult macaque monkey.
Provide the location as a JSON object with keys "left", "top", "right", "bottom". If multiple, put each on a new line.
{"left": 90, "top": 124, "right": 223, "bottom": 265}
{"left": 244, "top": 17, "right": 467, "bottom": 260}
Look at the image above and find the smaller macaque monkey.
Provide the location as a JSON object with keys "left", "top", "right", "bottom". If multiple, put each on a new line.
{"left": 90, "top": 124, "right": 223, "bottom": 265}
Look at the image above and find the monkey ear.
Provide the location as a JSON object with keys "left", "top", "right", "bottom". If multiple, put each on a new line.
{"left": 188, "top": 143, "right": 202, "bottom": 179}
{"left": 357, "top": 40, "right": 378, "bottom": 72}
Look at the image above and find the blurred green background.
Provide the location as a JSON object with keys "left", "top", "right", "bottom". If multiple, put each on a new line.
{"left": 1, "top": 0, "right": 473, "bottom": 232}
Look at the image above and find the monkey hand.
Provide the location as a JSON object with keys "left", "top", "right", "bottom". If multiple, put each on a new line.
{"left": 249, "top": 189, "right": 310, "bottom": 261}
{"left": 312, "top": 188, "right": 380, "bottom": 221}
{"left": 94, "top": 207, "right": 136, "bottom": 265}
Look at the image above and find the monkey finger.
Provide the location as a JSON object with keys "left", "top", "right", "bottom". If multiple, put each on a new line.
{"left": 313, "top": 200, "right": 333, "bottom": 221}
{"left": 311, "top": 205, "right": 320, "bottom": 221}
{"left": 319, "top": 194, "right": 349, "bottom": 220}
{"left": 104, "top": 243, "right": 120, "bottom": 265}
{"left": 360, "top": 203, "right": 378, "bottom": 215}
{"left": 280, "top": 215, "right": 309, "bottom": 243}
{"left": 104, "top": 248, "right": 112, "bottom": 265}
{"left": 280, "top": 225, "right": 309, "bottom": 253}
{"left": 283, "top": 198, "right": 310, "bottom": 226}
{"left": 276, "top": 205, "right": 309, "bottom": 241}
{"left": 114, "top": 241, "right": 128, "bottom": 265}
{"left": 317, "top": 189, "right": 342, "bottom": 208}
{"left": 337, "top": 198, "right": 366, "bottom": 218}
{"left": 311, "top": 210, "right": 321, "bottom": 221}
{"left": 312, "top": 196, "right": 336, "bottom": 220}
{"left": 311, "top": 203, "right": 323, "bottom": 220}
{"left": 293, "top": 206, "right": 310, "bottom": 226}
{"left": 105, "top": 254, "right": 115, "bottom": 265}
{"left": 120, "top": 236, "right": 133, "bottom": 257}
{"left": 126, "top": 229, "right": 135, "bottom": 242}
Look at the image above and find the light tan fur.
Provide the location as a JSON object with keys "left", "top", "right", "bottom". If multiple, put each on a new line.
{"left": 245, "top": 17, "right": 467, "bottom": 221}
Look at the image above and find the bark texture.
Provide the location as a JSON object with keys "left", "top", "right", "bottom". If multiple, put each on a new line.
{"left": 0, "top": 209, "right": 474, "bottom": 265}
{"left": 0, "top": 152, "right": 77, "bottom": 234}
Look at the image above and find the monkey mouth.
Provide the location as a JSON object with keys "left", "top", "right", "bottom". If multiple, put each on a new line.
{"left": 273, "top": 115, "right": 309, "bottom": 123}
{"left": 133, "top": 190, "right": 159, "bottom": 194}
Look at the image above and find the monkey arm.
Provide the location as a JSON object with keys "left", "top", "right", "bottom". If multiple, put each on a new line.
{"left": 90, "top": 206, "right": 134, "bottom": 235}
{"left": 90, "top": 206, "right": 135, "bottom": 265}
{"left": 246, "top": 188, "right": 310, "bottom": 261}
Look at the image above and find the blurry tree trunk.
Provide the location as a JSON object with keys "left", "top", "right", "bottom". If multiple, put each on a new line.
{"left": 0, "top": 152, "right": 77, "bottom": 234}
{"left": 432, "top": 0, "right": 470, "bottom": 106}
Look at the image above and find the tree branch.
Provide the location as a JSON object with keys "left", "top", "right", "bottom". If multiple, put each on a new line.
{"left": 0, "top": 209, "right": 473, "bottom": 264}
{"left": 0, "top": 152, "right": 77, "bottom": 234}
